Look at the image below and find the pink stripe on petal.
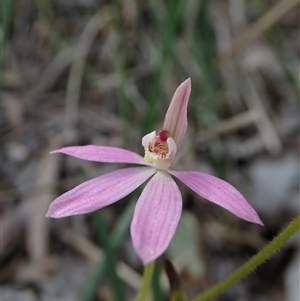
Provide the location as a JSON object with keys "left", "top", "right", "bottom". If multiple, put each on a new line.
{"left": 131, "top": 171, "right": 182, "bottom": 264}
{"left": 51, "top": 146, "right": 151, "bottom": 166}
{"left": 46, "top": 167, "right": 156, "bottom": 218}
{"left": 163, "top": 78, "right": 191, "bottom": 150}
{"left": 170, "top": 170, "right": 263, "bottom": 225}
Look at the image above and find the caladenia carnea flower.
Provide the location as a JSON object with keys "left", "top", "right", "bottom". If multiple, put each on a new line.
{"left": 46, "top": 78, "right": 263, "bottom": 264}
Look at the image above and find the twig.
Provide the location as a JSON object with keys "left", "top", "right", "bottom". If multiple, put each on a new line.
{"left": 26, "top": 136, "right": 63, "bottom": 270}
{"left": 60, "top": 229, "right": 144, "bottom": 292}
{"left": 196, "top": 110, "right": 259, "bottom": 143}
{"left": 24, "top": 49, "right": 72, "bottom": 103}
{"left": 241, "top": 73, "right": 282, "bottom": 154}
{"left": 64, "top": 8, "right": 113, "bottom": 143}
{"left": 218, "top": 0, "right": 299, "bottom": 66}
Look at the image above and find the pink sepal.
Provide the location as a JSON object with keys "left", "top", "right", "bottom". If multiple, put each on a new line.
{"left": 51, "top": 145, "right": 151, "bottom": 166}
{"left": 131, "top": 171, "right": 182, "bottom": 264}
{"left": 170, "top": 170, "right": 263, "bottom": 225}
{"left": 46, "top": 167, "right": 156, "bottom": 218}
{"left": 163, "top": 78, "right": 191, "bottom": 150}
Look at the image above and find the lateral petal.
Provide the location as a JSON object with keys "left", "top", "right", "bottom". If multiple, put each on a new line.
{"left": 170, "top": 170, "right": 263, "bottom": 225}
{"left": 163, "top": 78, "right": 191, "bottom": 149}
{"left": 51, "top": 145, "right": 151, "bottom": 166}
{"left": 46, "top": 167, "right": 156, "bottom": 218}
{"left": 131, "top": 171, "right": 182, "bottom": 264}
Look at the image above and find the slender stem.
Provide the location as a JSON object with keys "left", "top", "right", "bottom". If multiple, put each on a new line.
{"left": 134, "top": 261, "right": 156, "bottom": 301}
{"left": 192, "top": 214, "right": 300, "bottom": 301}
{"left": 152, "top": 260, "right": 165, "bottom": 301}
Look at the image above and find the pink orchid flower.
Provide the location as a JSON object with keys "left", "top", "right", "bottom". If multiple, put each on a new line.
{"left": 46, "top": 78, "right": 263, "bottom": 264}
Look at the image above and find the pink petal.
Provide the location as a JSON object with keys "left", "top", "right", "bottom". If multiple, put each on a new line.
{"left": 46, "top": 167, "right": 156, "bottom": 218}
{"left": 131, "top": 171, "right": 182, "bottom": 264}
{"left": 170, "top": 171, "right": 263, "bottom": 225}
{"left": 163, "top": 78, "right": 191, "bottom": 150}
{"left": 51, "top": 145, "right": 151, "bottom": 166}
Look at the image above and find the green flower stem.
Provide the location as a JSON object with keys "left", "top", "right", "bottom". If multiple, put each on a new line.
{"left": 152, "top": 260, "right": 165, "bottom": 301}
{"left": 134, "top": 261, "right": 156, "bottom": 301}
{"left": 192, "top": 214, "right": 300, "bottom": 301}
